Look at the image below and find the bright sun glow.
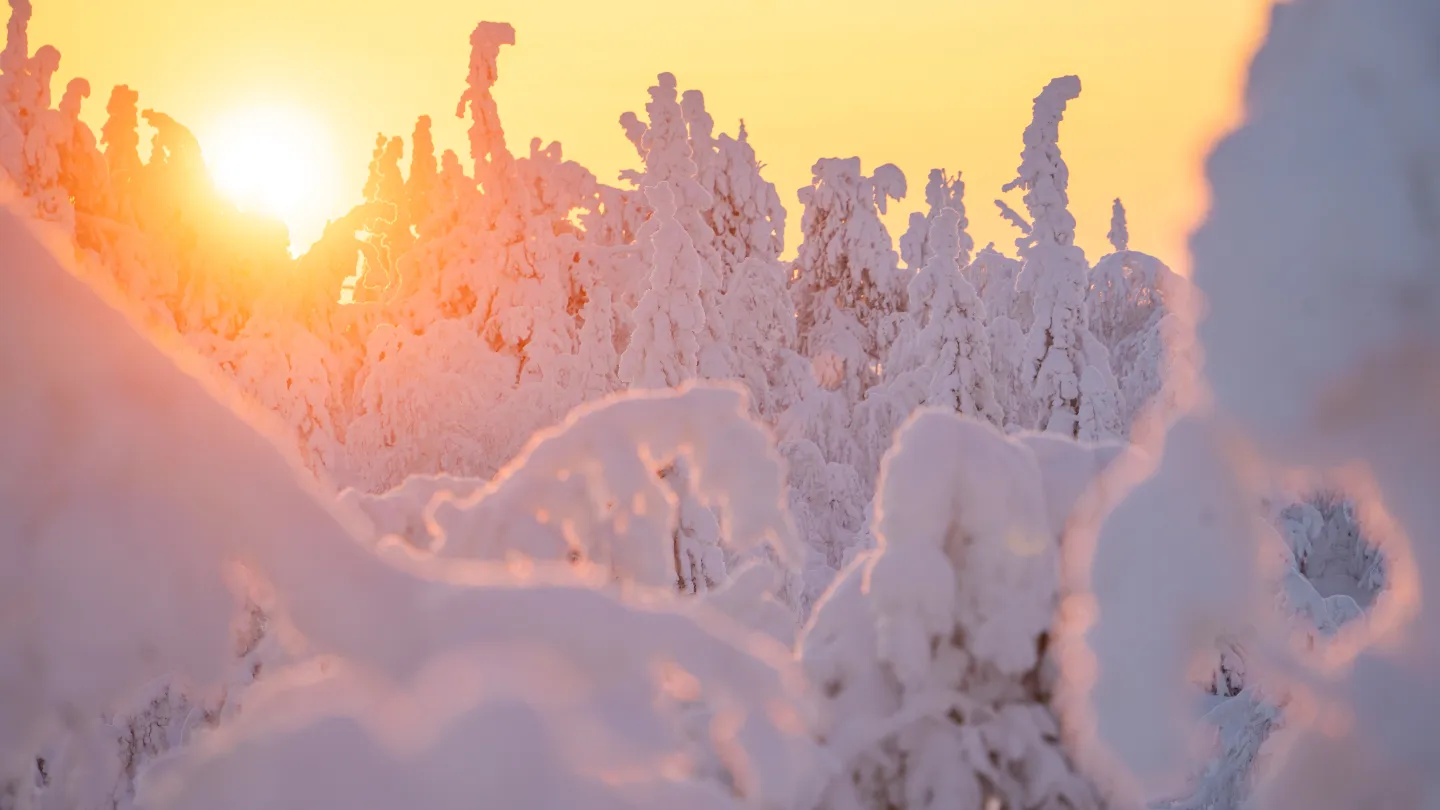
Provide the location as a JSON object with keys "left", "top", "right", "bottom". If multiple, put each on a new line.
{"left": 201, "top": 106, "right": 339, "bottom": 254}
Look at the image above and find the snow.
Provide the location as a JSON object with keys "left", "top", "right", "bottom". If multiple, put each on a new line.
{"left": 617, "top": 182, "right": 706, "bottom": 390}
{"left": 899, "top": 208, "right": 1002, "bottom": 424}
{"left": 7, "top": 0, "right": 1419, "bottom": 807}
{"left": 791, "top": 157, "right": 907, "bottom": 406}
{"left": 424, "top": 382, "right": 801, "bottom": 589}
{"left": 1056, "top": 2, "right": 1440, "bottom": 810}
{"left": 0, "top": 206, "right": 398, "bottom": 770}
{"left": 1058, "top": 418, "right": 1272, "bottom": 804}
{"left": 801, "top": 409, "right": 1100, "bottom": 810}
{"left": 0, "top": 205, "right": 820, "bottom": 810}
{"left": 1005, "top": 76, "right": 1122, "bottom": 442}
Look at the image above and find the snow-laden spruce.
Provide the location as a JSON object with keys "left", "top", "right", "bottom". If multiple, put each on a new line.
{"left": 1086, "top": 198, "right": 1193, "bottom": 435}
{"left": 899, "top": 169, "right": 971, "bottom": 273}
{"left": 854, "top": 204, "right": 1003, "bottom": 487}
{"left": 618, "top": 182, "right": 706, "bottom": 390}
{"left": 1004, "top": 76, "right": 1122, "bottom": 441}
{"left": 620, "top": 74, "right": 736, "bottom": 382}
{"left": 709, "top": 122, "right": 796, "bottom": 421}
{"left": 802, "top": 410, "right": 1107, "bottom": 810}
{"left": 899, "top": 208, "right": 1002, "bottom": 425}
{"left": 790, "top": 156, "right": 907, "bottom": 408}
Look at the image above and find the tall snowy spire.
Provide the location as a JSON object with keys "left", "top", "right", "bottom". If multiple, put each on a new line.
{"left": 1, "top": 0, "right": 30, "bottom": 79}
{"left": 456, "top": 21, "right": 515, "bottom": 196}
{"left": 1004, "top": 75, "right": 1081, "bottom": 253}
{"left": 1008, "top": 75, "right": 1122, "bottom": 440}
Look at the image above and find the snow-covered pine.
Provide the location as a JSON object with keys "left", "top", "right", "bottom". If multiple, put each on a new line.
{"left": 457, "top": 21, "right": 515, "bottom": 200}
{"left": 790, "top": 156, "right": 907, "bottom": 410}
{"left": 855, "top": 206, "right": 1002, "bottom": 486}
{"left": 802, "top": 409, "right": 1101, "bottom": 810}
{"left": 405, "top": 115, "right": 437, "bottom": 227}
{"left": 1152, "top": 487, "right": 1381, "bottom": 810}
{"left": 906, "top": 209, "right": 1003, "bottom": 424}
{"left": 1106, "top": 198, "right": 1128, "bottom": 253}
{"left": 1086, "top": 198, "right": 1192, "bottom": 435}
{"left": 963, "top": 245, "right": 1033, "bottom": 432}
{"left": 705, "top": 119, "right": 795, "bottom": 419}
{"left": 886, "top": 168, "right": 973, "bottom": 380}
{"left": 354, "top": 133, "right": 410, "bottom": 298}
{"left": 720, "top": 253, "right": 796, "bottom": 421}
{"left": 1004, "top": 76, "right": 1122, "bottom": 441}
{"left": 618, "top": 181, "right": 706, "bottom": 390}
{"left": 710, "top": 120, "right": 786, "bottom": 270}
{"left": 620, "top": 74, "right": 736, "bottom": 381}
{"left": 898, "top": 169, "right": 972, "bottom": 273}
{"left": 100, "top": 84, "right": 140, "bottom": 189}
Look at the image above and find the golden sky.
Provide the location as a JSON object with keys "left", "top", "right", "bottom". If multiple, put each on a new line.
{"left": 37, "top": 0, "right": 1272, "bottom": 269}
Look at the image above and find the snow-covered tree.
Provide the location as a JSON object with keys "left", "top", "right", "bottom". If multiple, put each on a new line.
{"left": 355, "top": 132, "right": 411, "bottom": 295}
{"left": 101, "top": 84, "right": 140, "bottom": 193}
{"left": 614, "top": 178, "right": 736, "bottom": 594}
{"left": 1087, "top": 198, "right": 1191, "bottom": 433}
{"left": 790, "top": 157, "right": 907, "bottom": 409}
{"left": 769, "top": 345, "right": 870, "bottom": 599}
{"left": 0, "top": 0, "right": 79, "bottom": 233}
{"left": 208, "top": 313, "right": 346, "bottom": 479}
{"left": 575, "top": 284, "right": 621, "bottom": 402}
{"left": 618, "top": 181, "right": 706, "bottom": 390}
{"left": 887, "top": 168, "right": 973, "bottom": 378}
{"left": 621, "top": 74, "right": 734, "bottom": 380}
{"left": 899, "top": 169, "right": 972, "bottom": 272}
{"left": 702, "top": 118, "right": 794, "bottom": 418}
{"left": 803, "top": 410, "right": 1102, "bottom": 810}
{"left": 1103, "top": 198, "right": 1125, "bottom": 252}
{"left": 777, "top": 436, "right": 867, "bottom": 616}
{"left": 405, "top": 115, "right": 437, "bottom": 227}
{"left": 856, "top": 207, "right": 1002, "bottom": 484}
{"left": 722, "top": 255, "right": 797, "bottom": 420}
{"left": 961, "top": 244, "right": 1033, "bottom": 431}
{"left": 53, "top": 78, "right": 106, "bottom": 214}
{"left": 456, "top": 21, "right": 515, "bottom": 199}
{"left": 903, "top": 209, "right": 1003, "bottom": 424}
{"left": 1004, "top": 76, "right": 1121, "bottom": 440}
{"left": 709, "top": 121, "right": 786, "bottom": 270}
{"left": 782, "top": 156, "right": 909, "bottom": 602}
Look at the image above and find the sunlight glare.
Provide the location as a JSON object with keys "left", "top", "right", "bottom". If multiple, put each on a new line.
{"left": 202, "top": 106, "right": 338, "bottom": 253}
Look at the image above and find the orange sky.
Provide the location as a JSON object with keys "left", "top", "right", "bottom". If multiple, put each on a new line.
{"left": 36, "top": 0, "right": 1272, "bottom": 269}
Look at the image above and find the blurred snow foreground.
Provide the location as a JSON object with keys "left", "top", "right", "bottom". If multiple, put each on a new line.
{"left": 2, "top": 0, "right": 1438, "bottom": 807}
{"left": 1057, "top": 2, "right": 1440, "bottom": 810}
{"left": 0, "top": 208, "right": 818, "bottom": 809}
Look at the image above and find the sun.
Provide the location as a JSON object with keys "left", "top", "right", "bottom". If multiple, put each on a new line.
{"left": 201, "top": 106, "right": 339, "bottom": 254}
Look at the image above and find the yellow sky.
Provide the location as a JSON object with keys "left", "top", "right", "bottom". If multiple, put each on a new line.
{"left": 36, "top": 0, "right": 1272, "bottom": 270}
